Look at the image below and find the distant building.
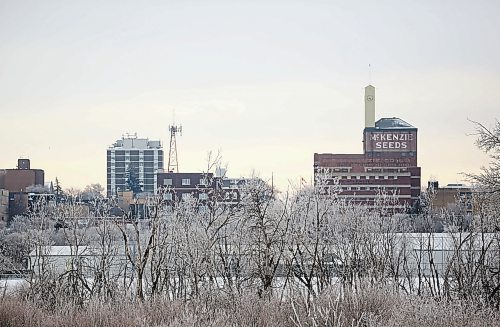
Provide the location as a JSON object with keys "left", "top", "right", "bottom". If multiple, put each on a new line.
{"left": 0, "top": 159, "right": 44, "bottom": 192}
{"left": 157, "top": 172, "right": 215, "bottom": 208}
{"left": 429, "top": 182, "right": 473, "bottom": 214}
{"left": 113, "top": 190, "right": 156, "bottom": 219}
{"left": 157, "top": 172, "right": 249, "bottom": 209}
{"left": 219, "top": 177, "right": 247, "bottom": 203}
{"left": 107, "top": 134, "right": 164, "bottom": 198}
{"left": 0, "top": 159, "right": 46, "bottom": 219}
{"left": 314, "top": 85, "right": 421, "bottom": 209}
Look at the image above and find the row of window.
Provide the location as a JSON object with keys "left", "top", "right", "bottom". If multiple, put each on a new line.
{"left": 108, "top": 168, "right": 159, "bottom": 174}
{"left": 339, "top": 175, "right": 400, "bottom": 180}
{"left": 163, "top": 178, "right": 209, "bottom": 186}
{"left": 340, "top": 185, "right": 400, "bottom": 191}
{"left": 108, "top": 157, "right": 162, "bottom": 161}
{"left": 162, "top": 191, "right": 239, "bottom": 201}
{"left": 107, "top": 150, "right": 163, "bottom": 155}
{"left": 366, "top": 168, "right": 408, "bottom": 173}
{"left": 108, "top": 174, "right": 157, "bottom": 179}
{"left": 163, "top": 192, "right": 210, "bottom": 200}
{"left": 319, "top": 168, "right": 410, "bottom": 174}
{"left": 109, "top": 179, "right": 156, "bottom": 186}
{"left": 107, "top": 161, "right": 163, "bottom": 167}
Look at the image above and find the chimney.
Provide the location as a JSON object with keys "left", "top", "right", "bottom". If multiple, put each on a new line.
{"left": 364, "top": 85, "right": 375, "bottom": 128}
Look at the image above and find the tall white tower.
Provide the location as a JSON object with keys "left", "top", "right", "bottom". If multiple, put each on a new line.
{"left": 365, "top": 85, "right": 375, "bottom": 128}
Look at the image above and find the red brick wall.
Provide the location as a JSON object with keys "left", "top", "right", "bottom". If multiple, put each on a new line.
{"left": 3, "top": 169, "right": 44, "bottom": 192}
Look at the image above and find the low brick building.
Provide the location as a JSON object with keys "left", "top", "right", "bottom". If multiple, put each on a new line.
{"left": 157, "top": 172, "right": 248, "bottom": 210}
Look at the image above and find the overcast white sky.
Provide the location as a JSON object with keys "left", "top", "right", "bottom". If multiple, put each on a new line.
{"left": 1, "top": 0, "right": 499, "bottom": 191}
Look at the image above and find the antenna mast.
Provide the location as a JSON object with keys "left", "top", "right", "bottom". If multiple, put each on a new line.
{"left": 167, "top": 124, "right": 182, "bottom": 173}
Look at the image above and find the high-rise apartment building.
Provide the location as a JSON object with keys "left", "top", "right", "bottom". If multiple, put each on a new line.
{"left": 107, "top": 134, "right": 163, "bottom": 198}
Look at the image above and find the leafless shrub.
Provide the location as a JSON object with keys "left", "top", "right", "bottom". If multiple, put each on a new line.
{"left": 2, "top": 287, "right": 499, "bottom": 327}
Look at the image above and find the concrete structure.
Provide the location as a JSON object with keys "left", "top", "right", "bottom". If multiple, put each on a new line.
{"left": 364, "top": 85, "right": 375, "bottom": 128}
{"left": 28, "top": 234, "right": 497, "bottom": 280}
{"left": 107, "top": 134, "right": 164, "bottom": 197}
{"left": 29, "top": 246, "right": 127, "bottom": 276}
{"left": 389, "top": 233, "right": 498, "bottom": 277}
{"left": 314, "top": 85, "right": 421, "bottom": 209}
{"left": 0, "top": 189, "right": 9, "bottom": 222}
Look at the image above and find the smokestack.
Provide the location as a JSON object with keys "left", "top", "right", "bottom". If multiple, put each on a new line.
{"left": 364, "top": 85, "right": 375, "bottom": 128}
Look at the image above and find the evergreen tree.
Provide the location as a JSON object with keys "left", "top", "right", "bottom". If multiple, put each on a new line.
{"left": 54, "top": 177, "right": 63, "bottom": 204}
{"left": 125, "top": 164, "right": 143, "bottom": 195}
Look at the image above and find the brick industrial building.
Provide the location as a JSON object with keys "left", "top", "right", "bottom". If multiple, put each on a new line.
{"left": 314, "top": 85, "right": 421, "bottom": 209}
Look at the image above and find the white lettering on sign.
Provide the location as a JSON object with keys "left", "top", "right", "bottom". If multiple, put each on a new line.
{"left": 367, "top": 132, "right": 415, "bottom": 152}
{"left": 375, "top": 141, "right": 408, "bottom": 149}
{"left": 369, "top": 133, "right": 413, "bottom": 141}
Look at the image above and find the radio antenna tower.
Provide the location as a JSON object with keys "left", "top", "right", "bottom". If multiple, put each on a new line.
{"left": 167, "top": 124, "right": 182, "bottom": 173}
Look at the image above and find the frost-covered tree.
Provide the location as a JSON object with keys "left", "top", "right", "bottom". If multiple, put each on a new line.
{"left": 239, "top": 177, "right": 290, "bottom": 299}
{"left": 467, "top": 120, "right": 500, "bottom": 193}
{"left": 80, "top": 183, "right": 105, "bottom": 201}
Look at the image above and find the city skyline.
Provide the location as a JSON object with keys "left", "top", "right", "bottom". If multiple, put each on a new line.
{"left": 1, "top": 0, "right": 498, "bottom": 191}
